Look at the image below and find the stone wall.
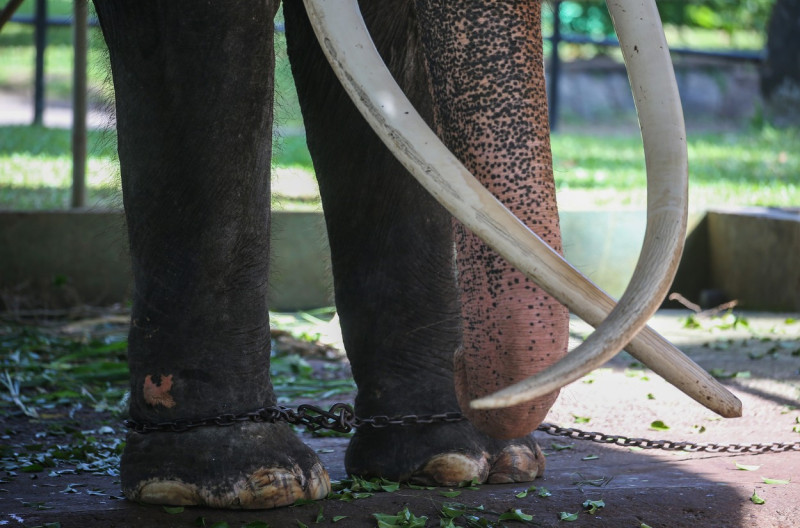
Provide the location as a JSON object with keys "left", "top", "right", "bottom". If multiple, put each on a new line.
{"left": 552, "top": 55, "right": 762, "bottom": 126}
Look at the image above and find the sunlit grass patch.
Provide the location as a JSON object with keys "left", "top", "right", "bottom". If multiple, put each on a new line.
{"left": 552, "top": 126, "right": 800, "bottom": 210}
{"left": 2, "top": 124, "right": 798, "bottom": 211}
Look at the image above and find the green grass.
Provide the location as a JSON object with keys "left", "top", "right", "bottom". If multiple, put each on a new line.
{"left": 0, "top": 125, "right": 317, "bottom": 210}
{"left": 552, "top": 126, "right": 799, "bottom": 210}
{"left": 2, "top": 3, "right": 795, "bottom": 212}
{"left": 0, "top": 1, "right": 109, "bottom": 102}
{"left": 2, "top": 124, "right": 797, "bottom": 212}
{"left": 0, "top": 125, "right": 120, "bottom": 209}
{"left": 0, "top": 3, "right": 301, "bottom": 122}
{"left": 0, "top": 309, "right": 350, "bottom": 423}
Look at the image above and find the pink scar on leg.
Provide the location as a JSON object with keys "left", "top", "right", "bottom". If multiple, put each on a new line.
{"left": 143, "top": 374, "right": 176, "bottom": 408}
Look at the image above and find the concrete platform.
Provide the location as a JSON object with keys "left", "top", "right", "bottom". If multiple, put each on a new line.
{"left": 707, "top": 207, "right": 800, "bottom": 311}
{"left": 4, "top": 205, "right": 798, "bottom": 313}
{"left": 0, "top": 209, "right": 334, "bottom": 311}
{"left": 1, "top": 310, "right": 798, "bottom": 527}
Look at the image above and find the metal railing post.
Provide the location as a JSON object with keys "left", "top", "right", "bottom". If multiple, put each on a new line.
{"left": 71, "top": 0, "right": 88, "bottom": 208}
{"left": 33, "top": 0, "right": 46, "bottom": 125}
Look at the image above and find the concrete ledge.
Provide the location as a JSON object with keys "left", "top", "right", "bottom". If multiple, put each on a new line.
{"left": 707, "top": 206, "right": 800, "bottom": 311}
{"left": 2, "top": 208, "right": 794, "bottom": 312}
{"left": 560, "top": 210, "right": 645, "bottom": 298}
{"left": 0, "top": 210, "right": 130, "bottom": 309}
{"left": 0, "top": 210, "right": 332, "bottom": 312}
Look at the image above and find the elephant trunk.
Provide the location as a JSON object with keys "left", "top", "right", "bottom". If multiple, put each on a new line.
{"left": 413, "top": 0, "right": 567, "bottom": 438}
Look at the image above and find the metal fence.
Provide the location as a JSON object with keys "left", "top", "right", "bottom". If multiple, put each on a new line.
{"left": 7, "top": 0, "right": 92, "bottom": 207}
{"left": 546, "top": 0, "right": 764, "bottom": 130}
{"left": 7, "top": 1, "right": 765, "bottom": 208}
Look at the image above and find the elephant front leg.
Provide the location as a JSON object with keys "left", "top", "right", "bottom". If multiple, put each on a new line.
{"left": 94, "top": 1, "right": 328, "bottom": 508}
{"left": 284, "top": 0, "right": 546, "bottom": 485}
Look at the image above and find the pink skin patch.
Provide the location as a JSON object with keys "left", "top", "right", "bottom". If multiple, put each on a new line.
{"left": 143, "top": 374, "right": 176, "bottom": 408}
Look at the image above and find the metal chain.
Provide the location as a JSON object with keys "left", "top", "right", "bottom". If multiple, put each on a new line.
{"left": 123, "top": 403, "right": 465, "bottom": 435}
{"left": 123, "top": 403, "right": 800, "bottom": 454}
{"left": 536, "top": 423, "right": 800, "bottom": 454}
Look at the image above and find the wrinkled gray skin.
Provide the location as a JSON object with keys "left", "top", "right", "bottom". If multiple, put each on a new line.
{"left": 94, "top": 0, "right": 568, "bottom": 509}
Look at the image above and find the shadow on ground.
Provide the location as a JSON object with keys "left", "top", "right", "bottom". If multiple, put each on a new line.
{"left": 1, "top": 310, "right": 798, "bottom": 527}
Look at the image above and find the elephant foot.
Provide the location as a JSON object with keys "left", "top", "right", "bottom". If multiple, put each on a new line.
{"left": 121, "top": 421, "right": 330, "bottom": 509}
{"left": 345, "top": 421, "right": 545, "bottom": 486}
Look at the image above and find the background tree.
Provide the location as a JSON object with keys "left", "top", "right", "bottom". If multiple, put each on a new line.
{"left": 760, "top": 0, "right": 800, "bottom": 127}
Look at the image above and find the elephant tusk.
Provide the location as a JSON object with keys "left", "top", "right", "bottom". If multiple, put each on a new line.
{"left": 301, "top": 0, "right": 741, "bottom": 418}
{"left": 470, "top": 0, "right": 716, "bottom": 412}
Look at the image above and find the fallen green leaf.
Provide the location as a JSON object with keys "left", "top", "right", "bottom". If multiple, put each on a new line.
{"left": 582, "top": 499, "right": 605, "bottom": 515}
{"left": 750, "top": 490, "right": 766, "bottom": 504}
{"left": 315, "top": 506, "right": 324, "bottom": 523}
{"left": 332, "top": 516, "right": 347, "bottom": 523}
{"left": 163, "top": 506, "right": 184, "bottom": 514}
{"left": 538, "top": 487, "right": 552, "bottom": 497}
{"left": 573, "top": 415, "right": 591, "bottom": 424}
{"left": 498, "top": 508, "right": 533, "bottom": 522}
{"left": 582, "top": 455, "right": 599, "bottom": 461}
{"left": 649, "top": 420, "right": 670, "bottom": 431}
{"left": 337, "top": 491, "right": 373, "bottom": 501}
{"left": 735, "top": 462, "right": 760, "bottom": 471}
{"left": 439, "top": 490, "right": 461, "bottom": 498}
{"left": 440, "top": 502, "right": 467, "bottom": 519}
{"left": 458, "top": 477, "right": 481, "bottom": 489}
{"left": 373, "top": 507, "right": 428, "bottom": 528}
{"left": 380, "top": 478, "right": 401, "bottom": 493}
{"left": 20, "top": 463, "right": 45, "bottom": 473}
{"left": 762, "top": 477, "right": 790, "bottom": 485}
{"left": 559, "top": 511, "right": 579, "bottom": 521}
{"left": 21, "top": 501, "right": 53, "bottom": 511}
{"left": 551, "top": 443, "right": 574, "bottom": 451}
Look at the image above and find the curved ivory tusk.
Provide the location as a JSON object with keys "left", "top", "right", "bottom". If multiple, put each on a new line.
{"left": 301, "top": 0, "right": 741, "bottom": 418}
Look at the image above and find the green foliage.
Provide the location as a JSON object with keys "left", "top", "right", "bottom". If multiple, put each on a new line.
{"left": 0, "top": 326, "right": 129, "bottom": 417}
{"left": 546, "top": 0, "right": 773, "bottom": 37}
{"left": 681, "top": 0, "right": 772, "bottom": 33}
{"left": 649, "top": 420, "right": 670, "bottom": 431}
{"left": 373, "top": 507, "right": 428, "bottom": 528}
{"left": 0, "top": 421, "right": 124, "bottom": 477}
{"left": 750, "top": 489, "right": 766, "bottom": 504}
{"left": 582, "top": 499, "right": 605, "bottom": 515}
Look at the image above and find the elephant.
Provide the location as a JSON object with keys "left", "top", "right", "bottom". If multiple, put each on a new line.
{"left": 93, "top": 0, "right": 740, "bottom": 509}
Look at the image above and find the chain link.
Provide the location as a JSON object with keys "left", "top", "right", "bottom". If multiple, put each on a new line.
{"left": 123, "top": 403, "right": 466, "bottom": 435}
{"left": 123, "top": 404, "right": 800, "bottom": 454}
{"left": 536, "top": 422, "right": 800, "bottom": 454}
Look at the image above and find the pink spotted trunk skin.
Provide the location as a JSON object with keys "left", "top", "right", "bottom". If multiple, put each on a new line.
{"left": 416, "top": 0, "right": 569, "bottom": 439}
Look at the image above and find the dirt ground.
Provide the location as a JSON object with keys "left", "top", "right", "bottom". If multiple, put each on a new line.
{"left": 1, "top": 310, "right": 798, "bottom": 528}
